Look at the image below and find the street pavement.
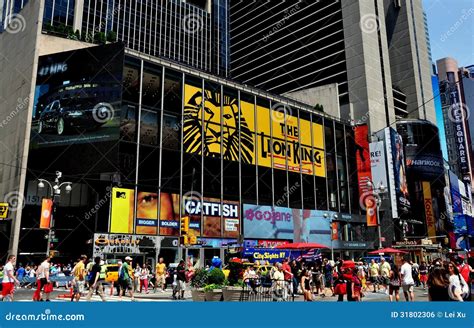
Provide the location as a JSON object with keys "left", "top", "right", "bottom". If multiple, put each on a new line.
{"left": 11, "top": 285, "right": 429, "bottom": 302}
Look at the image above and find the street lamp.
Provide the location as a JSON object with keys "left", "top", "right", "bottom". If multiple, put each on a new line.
{"left": 323, "top": 213, "right": 338, "bottom": 261}
{"left": 38, "top": 171, "right": 72, "bottom": 257}
{"left": 366, "top": 180, "right": 387, "bottom": 249}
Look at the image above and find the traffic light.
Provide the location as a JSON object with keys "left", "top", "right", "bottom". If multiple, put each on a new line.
{"left": 180, "top": 216, "right": 189, "bottom": 235}
{"left": 180, "top": 235, "right": 189, "bottom": 246}
{"left": 189, "top": 235, "right": 197, "bottom": 245}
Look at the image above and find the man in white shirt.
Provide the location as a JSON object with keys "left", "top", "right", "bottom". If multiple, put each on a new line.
{"left": 2, "top": 255, "right": 20, "bottom": 301}
{"left": 400, "top": 256, "right": 415, "bottom": 301}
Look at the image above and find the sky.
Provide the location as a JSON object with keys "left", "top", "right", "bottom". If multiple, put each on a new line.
{"left": 423, "top": 0, "right": 474, "bottom": 67}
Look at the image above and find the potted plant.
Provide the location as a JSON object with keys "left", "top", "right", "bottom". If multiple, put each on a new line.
{"left": 204, "top": 268, "right": 225, "bottom": 301}
{"left": 190, "top": 268, "right": 208, "bottom": 301}
{"left": 222, "top": 259, "right": 244, "bottom": 301}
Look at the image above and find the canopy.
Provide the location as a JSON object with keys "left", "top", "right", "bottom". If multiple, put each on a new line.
{"left": 368, "top": 247, "right": 408, "bottom": 254}
{"left": 275, "top": 242, "right": 329, "bottom": 250}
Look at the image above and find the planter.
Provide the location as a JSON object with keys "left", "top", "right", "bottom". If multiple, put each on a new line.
{"left": 223, "top": 286, "right": 242, "bottom": 302}
{"left": 191, "top": 288, "right": 206, "bottom": 302}
{"left": 204, "top": 289, "right": 223, "bottom": 302}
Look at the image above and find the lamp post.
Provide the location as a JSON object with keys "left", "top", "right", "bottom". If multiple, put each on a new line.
{"left": 324, "top": 213, "right": 338, "bottom": 261}
{"left": 38, "top": 171, "right": 72, "bottom": 257}
{"left": 366, "top": 180, "right": 387, "bottom": 249}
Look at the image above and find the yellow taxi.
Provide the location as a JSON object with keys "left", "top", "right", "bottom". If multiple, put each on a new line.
{"left": 104, "top": 263, "right": 120, "bottom": 283}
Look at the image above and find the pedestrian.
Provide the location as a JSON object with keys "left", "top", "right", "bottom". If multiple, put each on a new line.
{"left": 411, "top": 261, "right": 420, "bottom": 287}
{"left": 350, "top": 267, "right": 362, "bottom": 302}
{"left": 379, "top": 257, "right": 391, "bottom": 294}
{"left": 155, "top": 257, "right": 166, "bottom": 293}
{"left": 33, "top": 256, "right": 51, "bottom": 301}
{"left": 357, "top": 261, "right": 367, "bottom": 292}
{"left": 119, "top": 256, "right": 135, "bottom": 301}
{"left": 15, "top": 263, "right": 26, "bottom": 288}
{"left": 427, "top": 266, "right": 450, "bottom": 301}
{"left": 322, "top": 258, "right": 334, "bottom": 296}
{"left": 1, "top": 255, "right": 20, "bottom": 302}
{"left": 456, "top": 256, "right": 473, "bottom": 299}
{"left": 290, "top": 260, "right": 299, "bottom": 295}
{"left": 368, "top": 259, "right": 380, "bottom": 293}
{"left": 447, "top": 262, "right": 469, "bottom": 302}
{"left": 400, "top": 256, "right": 415, "bottom": 301}
{"left": 388, "top": 265, "right": 401, "bottom": 302}
{"left": 312, "top": 265, "right": 324, "bottom": 296}
{"left": 281, "top": 258, "right": 293, "bottom": 296}
{"left": 115, "top": 260, "right": 122, "bottom": 296}
{"left": 175, "top": 260, "right": 186, "bottom": 300}
{"left": 133, "top": 263, "right": 141, "bottom": 292}
{"left": 272, "top": 263, "right": 285, "bottom": 301}
{"left": 71, "top": 255, "right": 87, "bottom": 302}
{"left": 139, "top": 263, "right": 149, "bottom": 294}
{"left": 86, "top": 256, "right": 106, "bottom": 302}
{"left": 419, "top": 261, "right": 428, "bottom": 289}
{"left": 300, "top": 269, "right": 312, "bottom": 301}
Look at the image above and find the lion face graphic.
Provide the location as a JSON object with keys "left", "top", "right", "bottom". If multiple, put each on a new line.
{"left": 183, "top": 88, "right": 254, "bottom": 164}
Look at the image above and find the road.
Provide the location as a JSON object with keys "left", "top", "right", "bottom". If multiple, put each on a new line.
{"left": 11, "top": 285, "right": 429, "bottom": 302}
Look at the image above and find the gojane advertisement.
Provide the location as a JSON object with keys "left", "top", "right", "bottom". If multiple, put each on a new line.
{"left": 31, "top": 43, "right": 123, "bottom": 148}
{"left": 182, "top": 196, "right": 240, "bottom": 238}
{"left": 243, "top": 204, "right": 331, "bottom": 246}
{"left": 182, "top": 84, "right": 326, "bottom": 177}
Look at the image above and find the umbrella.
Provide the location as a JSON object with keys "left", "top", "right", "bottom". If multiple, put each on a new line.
{"left": 368, "top": 247, "right": 408, "bottom": 254}
{"left": 275, "top": 242, "right": 329, "bottom": 249}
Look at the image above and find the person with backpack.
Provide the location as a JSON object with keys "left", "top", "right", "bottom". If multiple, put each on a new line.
{"left": 388, "top": 265, "right": 401, "bottom": 302}
{"left": 119, "top": 256, "right": 135, "bottom": 301}
{"left": 447, "top": 262, "right": 469, "bottom": 302}
{"left": 86, "top": 257, "right": 106, "bottom": 301}
{"left": 456, "top": 256, "right": 473, "bottom": 300}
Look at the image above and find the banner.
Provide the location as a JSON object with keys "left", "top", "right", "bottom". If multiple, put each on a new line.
{"left": 182, "top": 196, "right": 240, "bottom": 238}
{"left": 159, "top": 193, "right": 180, "bottom": 236}
{"left": 331, "top": 222, "right": 338, "bottom": 240}
{"left": 422, "top": 181, "right": 436, "bottom": 238}
{"left": 93, "top": 233, "right": 158, "bottom": 258}
{"left": 354, "top": 125, "right": 377, "bottom": 226}
{"left": 242, "top": 248, "right": 292, "bottom": 263}
{"left": 135, "top": 191, "right": 158, "bottom": 235}
{"left": 109, "top": 188, "right": 134, "bottom": 234}
{"left": 369, "top": 140, "right": 388, "bottom": 194}
{"left": 183, "top": 84, "right": 325, "bottom": 177}
{"left": 39, "top": 198, "right": 53, "bottom": 229}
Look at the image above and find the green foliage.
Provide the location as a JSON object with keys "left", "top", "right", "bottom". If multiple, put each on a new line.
{"left": 190, "top": 268, "right": 208, "bottom": 289}
{"left": 94, "top": 32, "right": 106, "bottom": 44}
{"left": 106, "top": 31, "right": 117, "bottom": 42}
{"left": 203, "top": 283, "right": 221, "bottom": 292}
{"left": 227, "top": 261, "right": 243, "bottom": 286}
{"left": 207, "top": 268, "right": 225, "bottom": 285}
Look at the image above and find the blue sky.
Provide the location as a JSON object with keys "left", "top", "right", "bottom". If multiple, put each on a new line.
{"left": 423, "top": 0, "right": 474, "bottom": 67}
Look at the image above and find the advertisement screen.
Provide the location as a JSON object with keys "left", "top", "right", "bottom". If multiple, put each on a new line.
{"left": 135, "top": 191, "right": 158, "bottom": 235}
{"left": 159, "top": 193, "right": 180, "bottom": 236}
{"left": 110, "top": 187, "right": 134, "bottom": 234}
{"left": 31, "top": 43, "right": 124, "bottom": 148}
{"left": 182, "top": 197, "right": 240, "bottom": 238}
{"left": 243, "top": 204, "right": 331, "bottom": 245}
{"left": 183, "top": 84, "right": 325, "bottom": 177}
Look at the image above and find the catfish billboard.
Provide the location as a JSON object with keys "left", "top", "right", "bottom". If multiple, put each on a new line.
{"left": 182, "top": 84, "right": 325, "bottom": 177}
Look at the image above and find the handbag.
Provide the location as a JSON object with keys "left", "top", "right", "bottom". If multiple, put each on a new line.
{"left": 43, "top": 282, "right": 53, "bottom": 293}
{"left": 334, "top": 280, "right": 347, "bottom": 295}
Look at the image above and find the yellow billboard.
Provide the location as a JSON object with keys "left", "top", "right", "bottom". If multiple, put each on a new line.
{"left": 110, "top": 187, "right": 134, "bottom": 234}
{"left": 183, "top": 84, "right": 325, "bottom": 177}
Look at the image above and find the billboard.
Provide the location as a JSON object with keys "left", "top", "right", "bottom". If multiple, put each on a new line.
{"left": 242, "top": 248, "right": 292, "bottom": 263}
{"left": 136, "top": 191, "right": 158, "bottom": 235}
{"left": 183, "top": 84, "right": 325, "bottom": 177}
{"left": 159, "top": 193, "right": 180, "bottom": 236}
{"left": 369, "top": 141, "right": 388, "bottom": 194}
{"left": 109, "top": 188, "right": 134, "bottom": 234}
{"left": 354, "top": 125, "right": 377, "bottom": 226}
{"left": 0, "top": 203, "right": 8, "bottom": 219}
{"left": 385, "top": 127, "right": 410, "bottom": 217}
{"left": 93, "top": 233, "right": 158, "bottom": 258}
{"left": 449, "top": 171, "right": 462, "bottom": 215}
{"left": 422, "top": 181, "right": 436, "bottom": 238}
{"left": 243, "top": 204, "right": 331, "bottom": 246}
{"left": 31, "top": 43, "right": 124, "bottom": 148}
{"left": 182, "top": 197, "right": 240, "bottom": 238}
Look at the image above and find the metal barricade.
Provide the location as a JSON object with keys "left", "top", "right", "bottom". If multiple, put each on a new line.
{"left": 240, "top": 278, "right": 295, "bottom": 302}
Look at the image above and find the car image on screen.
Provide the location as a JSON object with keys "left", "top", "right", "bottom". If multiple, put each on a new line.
{"left": 37, "top": 98, "right": 113, "bottom": 135}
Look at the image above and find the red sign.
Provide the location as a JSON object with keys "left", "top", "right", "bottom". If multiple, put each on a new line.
{"left": 354, "top": 125, "right": 377, "bottom": 227}
{"left": 258, "top": 240, "right": 289, "bottom": 248}
{"left": 39, "top": 198, "right": 53, "bottom": 229}
{"left": 331, "top": 222, "right": 338, "bottom": 241}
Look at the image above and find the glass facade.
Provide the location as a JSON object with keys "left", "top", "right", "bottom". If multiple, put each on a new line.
{"left": 117, "top": 54, "right": 358, "bottom": 227}
{"left": 43, "top": 0, "right": 75, "bottom": 27}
